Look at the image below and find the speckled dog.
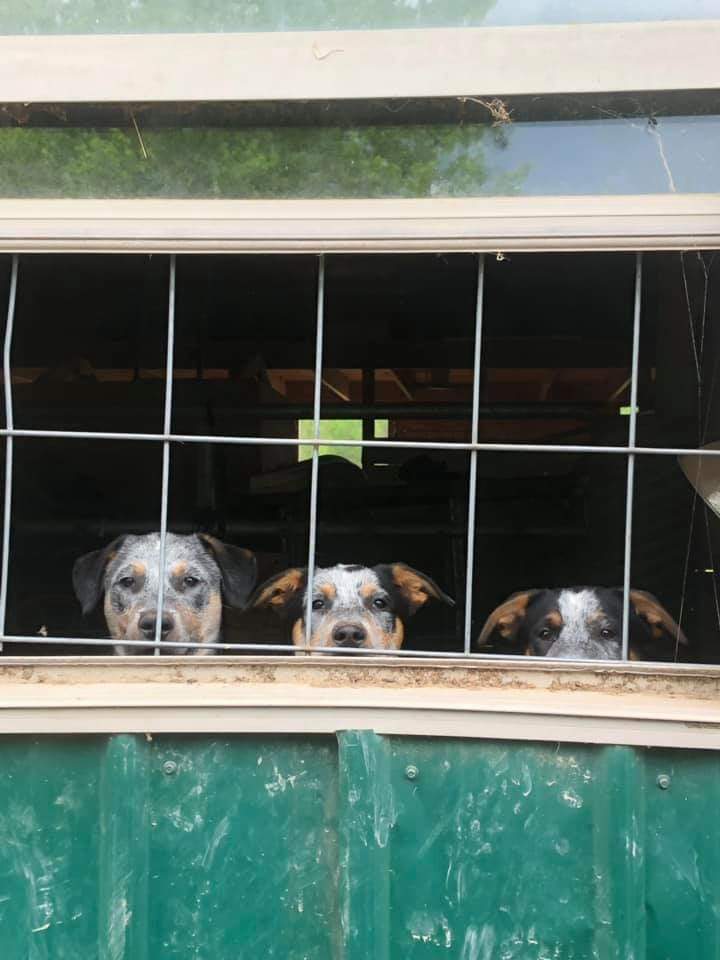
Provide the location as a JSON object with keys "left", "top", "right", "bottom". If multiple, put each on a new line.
{"left": 477, "top": 587, "right": 687, "bottom": 661}
{"left": 73, "top": 533, "right": 257, "bottom": 655}
{"left": 248, "top": 562, "right": 454, "bottom": 651}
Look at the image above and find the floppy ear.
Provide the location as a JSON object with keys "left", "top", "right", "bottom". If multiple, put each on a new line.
{"left": 198, "top": 535, "right": 257, "bottom": 608}
{"left": 246, "top": 568, "right": 306, "bottom": 617}
{"left": 379, "top": 563, "right": 455, "bottom": 616}
{"left": 72, "top": 536, "right": 126, "bottom": 616}
{"left": 477, "top": 590, "right": 540, "bottom": 648}
{"left": 629, "top": 589, "right": 688, "bottom": 649}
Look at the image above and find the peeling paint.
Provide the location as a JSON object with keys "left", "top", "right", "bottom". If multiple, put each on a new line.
{"left": 264, "top": 766, "right": 307, "bottom": 797}
{"left": 461, "top": 923, "right": 496, "bottom": 960}
{"left": 107, "top": 894, "right": 132, "bottom": 960}
{"left": 561, "top": 789, "right": 583, "bottom": 809}
{"left": 201, "top": 816, "right": 229, "bottom": 870}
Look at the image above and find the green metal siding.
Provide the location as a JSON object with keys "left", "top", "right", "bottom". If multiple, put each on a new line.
{"left": 1, "top": 732, "right": 718, "bottom": 958}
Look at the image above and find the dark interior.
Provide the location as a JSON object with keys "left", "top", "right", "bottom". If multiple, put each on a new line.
{"left": 0, "top": 249, "right": 718, "bottom": 660}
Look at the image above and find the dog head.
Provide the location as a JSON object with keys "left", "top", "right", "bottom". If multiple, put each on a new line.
{"left": 477, "top": 586, "right": 687, "bottom": 661}
{"left": 72, "top": 533, "right": 257, "bottom": 655}
{"left": 248, "top": 562, "right": 454, "bottom": 651}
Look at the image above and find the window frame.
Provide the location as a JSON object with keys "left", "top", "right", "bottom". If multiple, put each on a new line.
{"left": 0, "top": 20, "right": 718, "bottom": 103}
{"left": 2, "top": 18, "right": 720, "bottom": 742}
{"left": 1, "top": 196, "right": 719, "bottom": 253}
{"left": 2, "top": 656, "right": 720, "bottom": 747}
{"left": 1, "top": 200, "right": 720, "bottom": 748}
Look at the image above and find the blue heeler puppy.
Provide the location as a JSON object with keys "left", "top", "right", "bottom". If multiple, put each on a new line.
{"left": 248, "top": 562, "right": 454, "bottom": 651}
{"left": 73, "top": 533, "right": 257, "bottom": 655}
{"left": 477, "top": 587, "right": 687, "bottom": 661}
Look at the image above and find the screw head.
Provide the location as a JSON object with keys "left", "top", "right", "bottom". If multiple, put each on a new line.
{"left": 162, "top": 760, "right": 178, "bottom": 776}
{"left": 657, "top": 773, "right": 671, "bottom": 790}
{"left": 405, "top": 764, "right": 419, "bottom": 781}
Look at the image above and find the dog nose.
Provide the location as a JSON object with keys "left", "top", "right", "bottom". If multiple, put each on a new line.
{"left": 138, "top": 611, "right": 175, "bottom": 638}
{"left": 331, "top": 623, "right": 367, "bottom": 648}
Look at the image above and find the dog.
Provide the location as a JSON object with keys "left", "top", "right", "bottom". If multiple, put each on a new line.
{"left": 72, "top": 532, "right": 257, "bottom": 655}
{"left": 477, "top": 587, "right": 687, "bottom": 661}
{"left": 247, "top": 562, "right": 454, "bottom": 651}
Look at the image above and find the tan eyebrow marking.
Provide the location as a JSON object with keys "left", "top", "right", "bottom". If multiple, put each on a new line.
{"left": 253, "top": 569, "right": 305, "bottom": 610}
{"left": 546, "top": 610, "right": 562, "bottom": 628}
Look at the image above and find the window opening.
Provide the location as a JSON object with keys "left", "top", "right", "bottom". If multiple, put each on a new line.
{"left": 0, "top": 250, "right": 717, "bottom": 663}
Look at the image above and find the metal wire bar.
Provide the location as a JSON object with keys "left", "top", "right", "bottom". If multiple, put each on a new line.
{"left": 0, "top": 632, "right": 698, "bottom": 667}
{"left": 304, "top": 254, "right": 325, "bottom": 648}
{"left": 621, "top": 253, "right": 643, "bottom": 660}
{"left": 106, "top": 402, "right": 610, "bottom": 419}
{"left": 0, "top": 255, "right": 18, "bottom": 649}
{"left": 463, "top": 254, "right": 485, "bottom": 655}
{"left": 0, "top": 426, "right": 714, "bottom": 459}
{"left": 154, "top": 255, "right": 176, "bottom": 655}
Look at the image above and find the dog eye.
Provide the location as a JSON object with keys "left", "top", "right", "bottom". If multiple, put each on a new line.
{"left": 312, "top": 598, "right": 325, "bottom": 610}
{"left": 118, "top": 576, "right": 135, "bottom": 589}
{"left": 538, "top": 627, "right": 552, "bottom": 639}
{"left": 372, "top": 597, "right": 388, "bottom": 610}
{"left": 600, "top": 628, "right": 615, "bottom": 640}
{"left": 183, "top": 576, "right": 200, "bottom": 588}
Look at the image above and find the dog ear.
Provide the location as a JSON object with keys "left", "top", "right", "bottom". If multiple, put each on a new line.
{"left": 246, "top": 568, "right": 307, "bottom": 617}
{"left": 72, "top": 536, "right": 126, "bottom": 615}
{"left": 628, "top": 589, "right": 688, "bottom": 650}
{"left": 198, "top": 535, "right": 258, "bottom": 608}
{"left": 477, "top": 590, "right": 540, "bottom": 648}
{"left": 378, "top": 563, "right": 455, "bottom": 616}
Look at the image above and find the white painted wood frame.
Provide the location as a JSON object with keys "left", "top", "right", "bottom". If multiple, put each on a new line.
{"left": 0, "top": 196, "right": 719, "bottom": 253}
{"left": 2, "top": 658, "right": 720, "bottom": 747}
{"left": 0, "top": 20, "right": 718, "bottom": 103}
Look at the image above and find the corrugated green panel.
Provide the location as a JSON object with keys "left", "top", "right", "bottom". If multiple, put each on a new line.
{"left": 338, "top": 735, "right": 720, "bottom": 960}
{"left": 1, "top": 732, "right": 720, "bottom": 958}
{"left": 148, "top": 736, "right": 338, "bottom": 959}
{"left": 0, "top": 734, "right": 338, "bottom": 960}
{"left": 643, "top": 751, "right": 720, "bottom": 959}
{"left": 0, "top": 736, "right": 105, "bottom": 958}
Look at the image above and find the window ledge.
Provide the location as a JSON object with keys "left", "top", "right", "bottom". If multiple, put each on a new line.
{"left": 1, "top": 656, "right": 719, "bottom": 747}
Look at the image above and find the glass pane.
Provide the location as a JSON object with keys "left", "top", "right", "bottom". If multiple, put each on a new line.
{"left": 7, "top": 438, "right": 161, "bottom": 653}
{"left": 11, "top": 254, "right": 169, "bottom": 434}
{"left": 637, "top": 251, "right": 720, "bottom": 450}
{"left": 481, "top": 252, "right": 636, "bottom": 448}
{"left": 173, "top": 255, "right": 318, "bottom": 441}
{"left": 1, "top": 0, "right": 717, "bottom": 35}
{"left": 168, "top": 440, "right": 308, "bottom": 650}
{"left": 472, "top": 452, "right": 628, "bottom": 657}
{"left": 1, "top": 115, "right": 718, "bottom": 198}
{"left": 322, "top": 254, "right": 479, "bottom": 447}
{"left": 632, "top": 455, "right": 709, "bottom": 663}
{"left": 313, "top": 449, "right": 468, "bottom": 653}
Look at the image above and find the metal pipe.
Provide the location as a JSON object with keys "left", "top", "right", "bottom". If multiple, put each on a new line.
{"left": 24, "top": 402, "right": 614, "bottom": 420}
{"left": 12, "top": 521, "right": 587, "bottom": 538}
{"left": 621, "top": 253, "right": 643, "bottom": 660}
{"left": 0, "top": 426, "right": 707, "bottom": 458}
{"left": 464, "top": 254, "right": 485, "bottom": 655}
{"left": 0, "top": 255, "right": 18, "bottom": 648}
{"left": 0, "top": 632, "right": 688, "bottom": 666}
{"left": 154, "top": 255, "right": 176, "bottom": 655}
{"left": 304, "top": 255, "right": 325, "bottom": 649}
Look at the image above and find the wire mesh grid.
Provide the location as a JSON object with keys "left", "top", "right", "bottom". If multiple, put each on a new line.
{"left": 0, "top": 251, "right": 711, "bottom": 662}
